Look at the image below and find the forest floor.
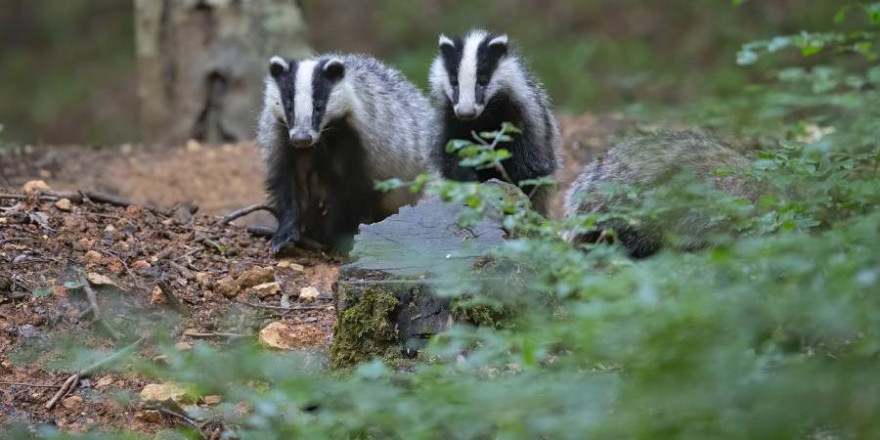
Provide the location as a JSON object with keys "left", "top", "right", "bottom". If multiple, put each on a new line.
{"left": 0, "top": 113, "right": 631, "bottom": 434}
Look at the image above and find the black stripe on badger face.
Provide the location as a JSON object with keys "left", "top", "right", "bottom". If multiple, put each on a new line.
{"left": 439, "top": 31, "right": 508, "bottom": 121}
{"left": 269, "top": 57, "right": 345, "bottom": 147}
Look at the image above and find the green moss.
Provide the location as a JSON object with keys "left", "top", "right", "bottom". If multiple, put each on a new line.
{"left": 451, "top": 299, "right": 509, "bottom": 328}
{"left": 329, "top": 285, "right": 399, "bottom": 369}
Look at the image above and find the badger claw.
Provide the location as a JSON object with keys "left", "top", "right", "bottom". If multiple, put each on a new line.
{"left": 270, "top": 227, "right": 300, "bottom": 256}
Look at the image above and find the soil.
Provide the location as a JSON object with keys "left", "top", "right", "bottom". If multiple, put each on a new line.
{"left": 0, "top": 113, "right": 629, "bottom": 435}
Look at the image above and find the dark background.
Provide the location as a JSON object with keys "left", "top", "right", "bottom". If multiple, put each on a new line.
{"left": 0, "top": 0, "right": 839, "bottom": 145}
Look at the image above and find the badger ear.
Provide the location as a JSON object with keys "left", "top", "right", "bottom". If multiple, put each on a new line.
{"left": 269, "top": 56, "right": 288, "bottom": 77}
{"left": 487, "top": 34, "right": 509, "bottom": 58}
{"left": 439, "top": 34, "right": 455, "bottom": 50}
{"left": 324, "top": 58, "right": 345, "bottom": 82}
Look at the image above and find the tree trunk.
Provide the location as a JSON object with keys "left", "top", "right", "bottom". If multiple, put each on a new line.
{"left": 134, "top": 0, "right": 310, "bottom": 144}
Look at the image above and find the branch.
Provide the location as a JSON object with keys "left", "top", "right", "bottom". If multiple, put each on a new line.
{"left": 219, "top": 203, "right": 275, "bottom": 226}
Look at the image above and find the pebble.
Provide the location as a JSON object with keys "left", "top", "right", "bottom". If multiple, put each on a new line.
{"left": 55, "top": 198, "right": 72, "bottom": 211}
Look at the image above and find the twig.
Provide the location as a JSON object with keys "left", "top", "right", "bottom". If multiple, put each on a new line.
{"left": 169, "top": 261, "right": 195, "bottom": 280}
{"left": 219, "top": 204, "right": 275, "bottom": 226}
{"left": 81, "top": 276, "right": 101, "bottom": 319}
{"left": 45, "top": 336, "right": 146, "bottom": 410}
{"left": 157, "top": 281, "right": 190, "bottom": 316}
{"left": 231, "top": 298, "right": 329, "bottom": 311}
{"left": 0, "top": 381, "right": 63, "bottom": 388}
{"left": 144, "top": 404, "right": 207, "bottom": 439}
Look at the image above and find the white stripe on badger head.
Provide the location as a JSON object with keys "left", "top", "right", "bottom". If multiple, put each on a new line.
{"left": 293, "top": 59, "right": 318, "bottom": 134}
{"left": 457, "top": 30, "right": 487, "bottom": 111}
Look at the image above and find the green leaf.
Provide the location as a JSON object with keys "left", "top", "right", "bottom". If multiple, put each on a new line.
{"left": 33, "top": 287, "right": 52, "bottom": 298}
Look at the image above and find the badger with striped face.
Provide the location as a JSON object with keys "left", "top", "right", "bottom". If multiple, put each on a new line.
{"left": 430, "top": 30, "right": 561, "bottom": 215}
{"left": 257, "top": 54, "right": 436, "bottom": 254}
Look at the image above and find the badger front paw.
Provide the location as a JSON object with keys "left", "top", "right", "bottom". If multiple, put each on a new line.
{"left": 270, "top": 226, "right": 301, "bottom": 256}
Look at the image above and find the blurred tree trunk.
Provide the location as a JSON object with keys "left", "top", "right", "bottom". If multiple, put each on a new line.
{"left": 134, "top": 0, "right": 310, "bottom": 144}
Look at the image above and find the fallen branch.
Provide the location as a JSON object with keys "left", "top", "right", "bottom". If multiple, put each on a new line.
{"left": 219, "top": 203, "right": 275, "bottom": 226}
{"left": 45, "top": 336, "right": 146, "bottom": 410}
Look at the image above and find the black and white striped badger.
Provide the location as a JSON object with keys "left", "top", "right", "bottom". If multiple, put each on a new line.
{"left": 430, "top": 30, "right": 561, "bottom": 215}
{"left": 257, "top": 54, "right": 436, "bottom": 254}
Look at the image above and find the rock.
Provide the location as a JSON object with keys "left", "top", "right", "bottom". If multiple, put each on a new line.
{"left": 203, "top": 395, "right": 222, "bottom": 405}
{"left": 149, "top": 286, "right": 166, "bottom": 305}
{"left": 186, "top": 139, "right": 202, "bottom": 152}
{"left": 277, "top": 260, "right": 304, "bottom": 271}
{"left": 140, "top": 383, "right": 187, "bottom": 403}
{"left": 175, "top": 341, "right": 193, "bottom": 351}
{"left": 236, "top": 266, "right": 274, "bottom": 289}
{"left": 299, "top": 286, "right": 320, "bottom": 301}
{"left": 22, "top": 180, "right": 51, "bottom": 194}
{"left": 251, "top": 281, "right": 281, "bottom": 298}
{"left": 87, "top": 272, "right": 117, "bottom": 287}
{"left": 61, "top": 395, "right": 83, "bottom": 409}
{"left": 55, "top": 198, "right": 72, "bottom": 211}
{"left": 259, "top": 321, "right": 324, "bottom": 350}
{"left": 214, "top": 276, "right": 240, "bottom": 298}
{"left": 132, "top": 260, "right": 151, "bottom": 271}
{"left": 96, "top": 376, "right": 115, "bottom": 388}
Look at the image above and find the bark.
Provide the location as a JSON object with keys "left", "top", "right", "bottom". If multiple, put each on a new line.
{"left": 134, "top": 0, "right": 310, "bottom": 144}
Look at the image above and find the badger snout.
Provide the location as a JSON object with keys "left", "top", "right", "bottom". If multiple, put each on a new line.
{"left": 289, "top": 129, "right": 316, "bottom": 147}
{"left": 454, "top": 104, "right": 483, "bottom": 121}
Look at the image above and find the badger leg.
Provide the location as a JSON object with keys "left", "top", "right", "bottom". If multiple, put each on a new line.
{"left": 266, "top": 145, "right": 301, "bottom": 256}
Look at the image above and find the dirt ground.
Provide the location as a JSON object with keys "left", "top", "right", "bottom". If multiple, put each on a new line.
{"left": 0, "top": 113, "right": 629, "bottom": 434}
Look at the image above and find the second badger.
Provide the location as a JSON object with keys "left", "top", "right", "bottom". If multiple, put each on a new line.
{"left": 430, "top": 30, "right": 561, "bottom": 215}
{"left": 257, "top": 54, "right": 436, "bottom": 254}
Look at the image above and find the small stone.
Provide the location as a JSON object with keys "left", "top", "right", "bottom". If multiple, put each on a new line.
{"left": 186, "top": 139, "right": 202, "bottom": 152}
{"left": 140, "top": 383, "right": 187, "bottom": 403}
{"left": 277, "top": 260, "right": 305, "bottom": 271}
{"left": 96, "top": 376, "right": 114, "bottom": 388}
{"left": 299, "top": 286, "right": 320, "bottom": 301}
{"left": 236, "top": 266, "right": 274, "bottom": 289}
{"left": 214, "top": 276, "right": 240, "bottom": 298}
{"left": 203, "top": 395, "right": 222, "bottom": 405}
{"left": 149, "top": 286, "right": 166, "bottom": 305}
{"left": 61, "top": 395, "right": 83, "bottom": 409}
{"left": 22, "top": 180, "right": 51, "bottom": 194}
{"left": 175, "top": 341, "right": 193, "bottom": 351}
{"left": 87, "top": 272, "right": 117, "bottom": 287}
{"left": 259, "top": 321, "right": 324, "bottom": 350}
{"left": 251, "top": 281, "right": 281, "bottom": 298}
{"left": 132, "top": 260, "right": 151, "bottom": 271}
{"left": 55, "top": 198, "right": 72, "bottom": 211}
{"left": 195, "top": 272, "right": 211, "bottom": 288}
{"left": 83, "top": 250, "right": 103, "bottom": 263}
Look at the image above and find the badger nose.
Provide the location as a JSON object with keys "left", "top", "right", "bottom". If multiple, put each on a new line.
{"left": 454, "top": 105, "right": 479, "bottom": 121}
{"left": 289, "top": 130, "right": 314, "bottom": 147}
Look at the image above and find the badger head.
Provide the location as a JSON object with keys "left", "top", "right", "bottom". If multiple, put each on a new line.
{"left": 265, "top": 56, "right": 347, "bottom": 147}
{"left": 430, "top": 30, "right": 510, "bottom": 121}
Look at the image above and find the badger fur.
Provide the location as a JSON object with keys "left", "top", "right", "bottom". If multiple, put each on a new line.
{"left": 564, "top": 130, "right": 760, "bottom": 258}
{"left": 430, "top": 30, "right": 561, "bottom": 215}
{"left": 257, "top": 54, "right": 436, "bottom": 254}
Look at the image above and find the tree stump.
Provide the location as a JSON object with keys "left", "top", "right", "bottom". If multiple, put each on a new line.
{"left": 330, "top": 184, "right": 527, "bottom": 368}
{"left": 134, "top": 0, "right": 310, "bottom": 144}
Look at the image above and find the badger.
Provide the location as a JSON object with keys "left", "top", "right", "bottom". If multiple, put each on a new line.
{"left": 429, "top": 30, "right": 561, "bottom": 216}
{"left": 563, "top": 130, "right": 761, "bottom": 258}
{"left": 257, "top": 54, "right": 436, "bottom": 254}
